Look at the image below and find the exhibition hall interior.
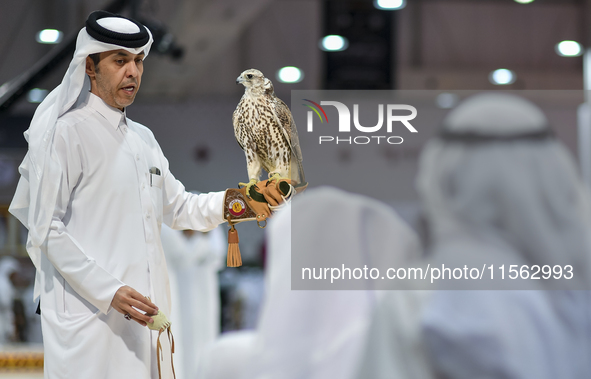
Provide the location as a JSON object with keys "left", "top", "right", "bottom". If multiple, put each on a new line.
{"left": 0, "top": 0, "right": 588, "bottom": 378}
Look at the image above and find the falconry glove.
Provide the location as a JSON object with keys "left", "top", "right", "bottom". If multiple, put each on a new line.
{"left": 259, "top": 178, "right": 301, "bottom": 212}
{"left": 223, "top": 178, "right": 301, "bottom": 267}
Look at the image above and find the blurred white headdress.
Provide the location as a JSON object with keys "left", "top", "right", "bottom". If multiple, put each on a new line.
{"left": 417, "top": 93, "right": 591, "bottom": 289}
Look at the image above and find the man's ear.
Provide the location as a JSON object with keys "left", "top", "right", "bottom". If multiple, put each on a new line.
{"left": 85, "top": 56, "right": 96, "bottom": 78}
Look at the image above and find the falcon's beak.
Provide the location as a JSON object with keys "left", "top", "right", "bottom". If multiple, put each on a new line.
{"left": 236, "top": 76, "right": 244, "bottom": 84}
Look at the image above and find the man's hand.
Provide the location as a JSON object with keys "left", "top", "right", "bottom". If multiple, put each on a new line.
{"left": 111, "top": 286, "right": 158, "bottom": 327}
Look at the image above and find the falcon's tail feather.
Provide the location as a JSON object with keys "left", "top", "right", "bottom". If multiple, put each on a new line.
{"left": 290, "top": 152, "right": 306, "bottom": 186}
{"left": 296, "top": 159, "right": 306, "bottom": 185}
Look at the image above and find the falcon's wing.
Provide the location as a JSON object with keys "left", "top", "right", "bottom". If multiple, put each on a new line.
{"left": 232, "top": 107, "right": 246, "bottom": 151}
{"left": 274, "top": 97, "right": 303, "bottom": 163}
{"left": 273, "top": 96, "right": 305, "bottom": 182}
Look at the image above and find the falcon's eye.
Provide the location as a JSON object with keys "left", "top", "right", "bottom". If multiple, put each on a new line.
{"left": 247, "top": 74, "right": 253, "bottom": 79}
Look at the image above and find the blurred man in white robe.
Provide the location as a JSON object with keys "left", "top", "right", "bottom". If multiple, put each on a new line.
{"left": 161, "top": 224, "right": 225, "bottom": 379}
{"left": 0, "top": 257, "right": 19, "bottom": 344}
{"left": 196, "top": 187, "right": 422, "bottom": 379}
{"left": 355, "top": 93, "right": 591, "bottom": 379}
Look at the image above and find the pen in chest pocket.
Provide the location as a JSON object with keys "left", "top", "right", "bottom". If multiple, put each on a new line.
{"left": 149, "top": 167, "right": 161, "bottom": 187}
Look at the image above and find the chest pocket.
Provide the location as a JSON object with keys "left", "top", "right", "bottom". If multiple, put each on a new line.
{"left": 148, "top": 172, "right": 163, "bottom": 223}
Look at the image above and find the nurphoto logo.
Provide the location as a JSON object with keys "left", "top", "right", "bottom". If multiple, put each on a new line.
{"left": 303, "top": 99, "right": 418, "bottom": 145}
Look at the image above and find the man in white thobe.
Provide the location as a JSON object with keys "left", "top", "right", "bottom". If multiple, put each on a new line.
{"left": 8, "top": 10, "right": 281, "bottom": 379}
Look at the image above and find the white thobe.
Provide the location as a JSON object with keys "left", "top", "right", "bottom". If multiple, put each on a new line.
{"left": 37, "top": 91, "right": 225, "bottom": 378}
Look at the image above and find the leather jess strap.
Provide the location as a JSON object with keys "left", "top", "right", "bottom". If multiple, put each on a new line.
{"left": 156, "top": 327, "right": 175, "bottom": 379}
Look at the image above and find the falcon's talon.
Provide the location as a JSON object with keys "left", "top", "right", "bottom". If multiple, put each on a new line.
{"left": 238, "top": 179, "right": 258, "bottom": 197}
{"left": 268, "top": 173, "right": 290, "bottom": 184}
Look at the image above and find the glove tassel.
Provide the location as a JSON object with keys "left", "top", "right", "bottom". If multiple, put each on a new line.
{"left": 227, "top": 224, "right": 242, "bottom": 267}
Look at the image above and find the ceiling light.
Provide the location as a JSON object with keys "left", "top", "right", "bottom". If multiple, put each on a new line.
{"left": 374, "top": 0, "right": 406, "bottom": 10}
{"left": 514, "top": 0, "right": 535, "bottom": 4}
{"left": 0, "top": 83, "right": 9, "bottom": 98}
{"left": 320, "top": 35, "right": 349, "bottom": 52}
{"left": 27, "top": 88, "right": 48, "bottom": 103}
{"left": 489, "top": 69, "right": 516, "bottom": 85}
{"left": 277, "top": 67, "right": 304, "bottom": 83}
{"left": 36, "top": 29, "right": 63, "bottom": 44}
{"left": 555, "top": 40, "right": 583, "bottom": 57}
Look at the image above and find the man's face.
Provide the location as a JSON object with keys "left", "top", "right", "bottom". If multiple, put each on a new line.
{"left": 86, "top": 49, "right": 145, "bottom": 110}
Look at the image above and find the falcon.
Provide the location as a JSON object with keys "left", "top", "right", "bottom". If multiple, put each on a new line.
{"left": 233, "top": 69, "right": 305, "bottom": 195}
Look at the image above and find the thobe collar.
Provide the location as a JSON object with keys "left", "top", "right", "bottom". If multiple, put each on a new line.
{"left": 87, "top": 92, "right": 127, "bottom": 129}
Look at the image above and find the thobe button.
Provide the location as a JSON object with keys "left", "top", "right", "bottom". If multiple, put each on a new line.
{"left": 122, "top": 127, "right": 128, "bottom": 132}
{"left": 136, "top": 154, "right": 140, "bottom": 161}
{"left": 146, "top": 212, "right": 151, "bottom": 219}
{"left": 142, "top": 183, "right": 146, "bottom": 190}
